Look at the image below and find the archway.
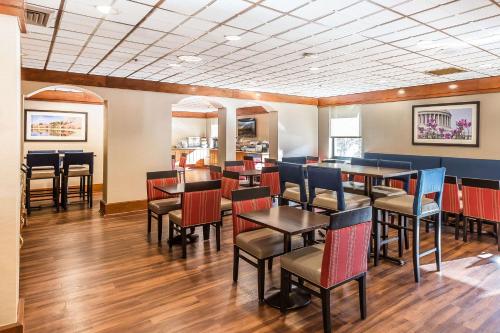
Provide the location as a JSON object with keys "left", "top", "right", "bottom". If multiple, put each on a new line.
{"left": 23, "top": 85, "right": 107, "bottom": 207}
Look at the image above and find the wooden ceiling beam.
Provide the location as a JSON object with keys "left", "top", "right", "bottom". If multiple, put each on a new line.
{"left": 0, "top": 0, "right": 26, "bottom": 32}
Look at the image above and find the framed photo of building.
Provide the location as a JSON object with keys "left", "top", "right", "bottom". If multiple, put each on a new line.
{"left": 412, "top": 102, "right": 480, "bottom": 147}
{"left": 24, "top": 110, "right": 88, "bottom": 142}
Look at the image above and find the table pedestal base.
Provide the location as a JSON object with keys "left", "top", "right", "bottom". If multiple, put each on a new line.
{"left": 264, "top": 286, "right": 311, "bottom": 310}
{"left": 168, "top": 233, "right": 199, "bottom": 245}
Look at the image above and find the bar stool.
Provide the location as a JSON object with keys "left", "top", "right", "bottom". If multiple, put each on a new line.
{"left": 23, "top": 153, "right": 60, "bottom": 214}
{"left": 146, "top": 170, "right": 181, "bottom": 244}
{"left": 61, "top": 152, "right": 94, "bottom": 209}
{"left": 373, "top": 168, "right": 445, "bottom": 282}
{"left": 168, "top": 180, "right": 222, "bottom": 259}
{"left": 209, "top": 165, "right": 222, "bottom": 180}
{"left": 59, "top": 149, "right": 85, "bottom": 197}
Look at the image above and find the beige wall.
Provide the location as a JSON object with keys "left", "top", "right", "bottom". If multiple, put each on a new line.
{"left": 360, "top": 92, "right": 500, "bottom": 159}
{"left": 22, "top": 81, "right": 318, "bottom": 204}
{"left": 171, "top": 117, "right": 207, "bottom": 147}
{"left": 23, "top": 100, "right": 104, "bottom": 188}
{"left": 0, "top": 14, "right": 21, "bottom": 326}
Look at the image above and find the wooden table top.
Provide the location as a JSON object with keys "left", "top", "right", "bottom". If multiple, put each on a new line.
{"left": 239, "top": 169, "right": 262, "bottom": 177}
{"left": 306, "top": 162, "right": 417, "bottom": 179}
{"left": 154, "top": 183, "right": 185, "bottom": 195}
{"left": 237, "top": 206, "right": 330, "bottom": 235}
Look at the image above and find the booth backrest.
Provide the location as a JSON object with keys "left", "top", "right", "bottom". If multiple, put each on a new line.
{"left": 364, "top": 153, "right": 441, "bottom": 170}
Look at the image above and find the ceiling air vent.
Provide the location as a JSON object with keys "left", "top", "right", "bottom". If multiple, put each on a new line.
{"left": 425, "top": 67, "right": 467, "bottom": 76}
{"left": 25, "top": 6, "right": 53, "bottom": 27}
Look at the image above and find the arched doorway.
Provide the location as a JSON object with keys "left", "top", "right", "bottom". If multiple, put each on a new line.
{"left": 24, "top": 85, "right": 107, "bottom": 209}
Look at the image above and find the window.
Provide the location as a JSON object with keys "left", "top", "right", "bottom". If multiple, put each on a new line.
{"left": 330, "top": 107, "right": 362, "bottom": 158}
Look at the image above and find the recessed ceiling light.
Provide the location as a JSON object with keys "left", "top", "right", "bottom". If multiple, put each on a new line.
{"left": 303, "top": 52, "right": 319, "bottom": 59}
{"left": 225, "top": 35, "right": 241, "bottom": 41}
{"left": 169, "top": 63, "right": 181, "bottom": 67}
{"left": 449, "top": 84, "right": 458, "bottom": 89}
{"left": 309, "top": 67, "right": 320, "bottom": 71}
{"left": 178, "top": 55, "right": 202, "bottom": 62}
{"left": 398, "top": 89, "right": 405, "bottom": 95}
{"left": 96, "top": 5, "right": 116, "bottom": 14}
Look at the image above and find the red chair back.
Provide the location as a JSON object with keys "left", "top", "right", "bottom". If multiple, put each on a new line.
{"left": 221, "top": 170, "right": 240, "bottom": 199}
{"left": 231, "top": 187, "right": 272, "bottom": 242}
{"left": 225, "top": 160, "right": 245, "bottom": 180}
{"left": 320, "top": 207, "right": 372, "bottom": 288}
{"left": 264, "top": 158, "right": 277, "bottom": 167}
{"left": 179, "top": 153, "right": 187, "bottom": 168}
{"left": 243, "top": 156, "right": 256, "bottom": 170}
{"left": 260, "top": 166, "right": 281, "bottom": 196}
{"left": 146, "top": 170, "right": 178, "bottom": 201}
{"left": 462, "top": 178, "right": 500, "bottom": 222}
{"left": 442, "top": 176, "right": 461, "bottom": 214}
{"left": 209, "top": 165, "right": 222, "bottom": 180}
{"left": 181, "top": 180, "right": 221, "bottom": 227}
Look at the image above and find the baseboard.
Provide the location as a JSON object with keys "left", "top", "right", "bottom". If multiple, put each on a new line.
{"left": 100, "top": 199, "right": 147, "bottom": 215}
{"left": 0, "top": 299, "right": 24, "bottom": 333}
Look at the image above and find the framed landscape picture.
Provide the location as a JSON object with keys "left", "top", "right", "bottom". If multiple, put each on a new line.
{"left": 412, "top": 102, "right": 480, "bottom": 147}
{"left": 25, "top": 110, "right": 88, "bottom": 142}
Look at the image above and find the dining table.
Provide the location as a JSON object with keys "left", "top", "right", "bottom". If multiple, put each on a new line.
{"left": 238, "top": 205, "right": 330, "bottom": 310}
{"left": 239, "top": 169, "right": 261, "bottom": 187}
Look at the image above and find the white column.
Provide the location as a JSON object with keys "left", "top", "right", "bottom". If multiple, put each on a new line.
{"left": 217, "top": 107, "right": 236, "bottom": 165}
{"left": 268, "top": 111, "right": 279, "bottom": 159}
{"left": 0, "top": 14, "right": 21, "bottom": 326}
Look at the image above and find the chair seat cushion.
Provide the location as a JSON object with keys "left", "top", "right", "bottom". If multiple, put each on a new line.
{"left": 64, "top": 166, "right": 90, "bottom": 177}
{"left": 221, "top": 197, "right": 232, "bottom": 211}
{"left": 371, "top": 185, "right": 406, "bottom": 199}
{"left": 342, "top": 181, "right": 365, "bottom": 195}
{"left": 31, "top": 169, "right": 56, "bottom": 179}
{"left": 236, "top": 228, "right": 303, "bottom": 259}
{"left": 282, "top": 186, "right": 306, "bottom": 203}
{"left": 168, "top": 209, "right": 183, "bottom": 224}
{"left": 312, "top": 191, "right": 371, "bottom": 211}
{"left": 149, "top": 198, "right": 181, "bottom": 215}
{"left": 280, "top": 244, "right": 325, "bottom": 286}
{"left": 374, "top": 194, "right": 439, "bottom": 215}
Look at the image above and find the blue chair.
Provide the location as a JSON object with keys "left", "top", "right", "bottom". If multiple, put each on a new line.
{"left": 282, "top": 156, "right": 307, "bottom": 164}
{"left": 373, "top": 168, "right": 446, "bottom": 283}
{"left": 278, "top": 162, "right": 308, "bottom": 209}
{"left": 308, "top": 166, "right": 370, "bottom": 212}
{"left": 344, "top": 158, "right": 379, "bottom": 195}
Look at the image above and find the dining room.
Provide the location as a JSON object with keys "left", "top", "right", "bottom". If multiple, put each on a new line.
{"left": 1, "top": 1, "right": 500, "bottom": 333}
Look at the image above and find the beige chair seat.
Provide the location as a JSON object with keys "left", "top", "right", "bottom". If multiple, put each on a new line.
{"left": 149, "top": 198, "right": 181, "bottom": 215}
{"left": 312, "top": 191, "right": 371, "bottom": 211}
{"left": 371, "top": 185, "right": 406, "bottom": 199}
{"left": 374, "top": 194, "right": 439, "bottom": 216}
{"left": 280, "top": 243, "right": 325, "bottom": 286}
{"left": 343, "top": 181, "right": 365, "bottom": 195}
{"left": 236, "top": 228, "right": 303, "bottom": 259}
{"left": 63, "top": 166, "right": 90, "bottom": 177}
{"left": 31, "top": 169, "right": 56, "bottom": 179}
{"left": 283, "top": 184, "right": 329, "bottom": 203}
{"left": 168, "top": 209, "right": 183, "bottom": 224}
{"left": 221, "top": 197, "right": 232, "bottom": 211}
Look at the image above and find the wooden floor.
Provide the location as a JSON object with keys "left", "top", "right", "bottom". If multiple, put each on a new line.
{"left": 20, "top": 170, "right": 500, "bottom": 333}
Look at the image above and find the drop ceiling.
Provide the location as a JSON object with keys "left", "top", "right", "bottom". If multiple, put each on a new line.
{"left": 22, "top": 0, "right": 500, "bottom": 98}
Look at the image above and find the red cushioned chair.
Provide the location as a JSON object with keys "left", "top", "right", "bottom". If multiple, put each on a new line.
{"left": 177, "top": 153, "right": 188, "bottom": 183}
{"left": 220, "top": 170, "right": 240, "bottom": 221}
{"left": 146, "top": 170, "right": 181, "bottom": 244}
{"left": 280, "top": 207, "right": 372, "bottom": 333}
{"left": 462, "top": 178, "right": 500, "bottom": 250}
{"left": 225, "top": 160, "right": 247, "bottom": 182}
{"left": 243, "top": 155, "right": 256, "bottom": 170}
{"left": 260, "top": 166, "right": 281, "bottom": 199}
{"left": 440, "top": 176, "right": 463, "bottom": 239}
{"left": 264, "top": 158, "right": 277, "bottom": 167}
{"left": 168, "top": 180, "right": 222, "bottom": 258}
{"left": 209, "top": 165, "right": 222, "bottom": 180}
{"left": 232, "top": 187, "right": 304, "bottom": 302}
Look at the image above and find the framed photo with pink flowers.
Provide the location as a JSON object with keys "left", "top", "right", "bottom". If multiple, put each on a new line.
{"left": 412, "top": 102, "right": 480, "bottom": 147}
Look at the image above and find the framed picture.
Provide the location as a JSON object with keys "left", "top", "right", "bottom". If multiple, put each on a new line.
{"left": 25, "top": 110, "right": 88, "bottom": 142}
{"left": 412, "top": 102, "right": 480, "bottom": 147}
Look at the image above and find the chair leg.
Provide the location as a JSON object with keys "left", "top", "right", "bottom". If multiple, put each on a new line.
{"left": 321, "top": 288, "right": 332, "bottom": 333}
{"left": 280, "top": 268, "right": 289, "bottom": 314}
{"left": 404, "top": 216, "right": 409, "bottom": 250}
{"left": 257, "top": 259, "right": 265, "bottom": 303}
{"left": 455, "top": 213, "right": 461, "bottom": 240}
{"left": 168, "top": 220, "right": 173, "bottom": 249}
{"left": 398, "top": 215, "right": 404, "bottom": 258}
{"left": 358, "top": 274, "right": 367, "bottom": 320}
{"left": 233, "top": 246, "right": 239, "bottom": 282}
{"left": 157, "top": 214, "right": 163, "bottom": 244}
{"left": 181, "top": 227, "right": 187, "bottom": 259}
{"left": 373, "top": 208, "right": 380, "bottom": 266}
{"left": 478, "top": 220, "right": 483, "bottom": 240}
{"left": 412, "top": 217, "right": 421, "bottom": 283}
{"left": 268, "top": 258, "right": 273, "bottom": 271}
{"left": 79, "top": 177, "right": 83, "bottom": 198}
{"left": 88, "top": 175, "right": 93, "bottom": 208}
{"left": 463, "top": 217, "right": 468, "bottom": 242}
{"left": 215, "top": 222, "right": 221, "bottom": 251}
{"left": 55, "top": 176, "right": 60, "bottom": 212}
{"left": 147, "top": 209, "right": 152, "bottom": 234}
{"left": 435, "top": 213, "right": 442, "bottom": 272}
{"left": 61, "top": 176, "right": 67, "bottom": 210}
{"left": 203, "top": 225, "right": 210, "bottom": 240}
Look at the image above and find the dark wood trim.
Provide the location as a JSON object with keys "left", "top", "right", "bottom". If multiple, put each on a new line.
{"left": 26, "top": 89, "right": 104, "bottom": 104}
{"left": 100, "top": 199, "right": 147, "bottom": 215}
{"left": 0, "top": 298, "right": 24, "bottom": 333}
{"left": 21, "top": 68, "right": 319, "bottom": 106}
{"left": 0, "top": 0, "right": 26, "bottom": 33}
{"left": 236, "top": 106, "right": 269, "bottom": 116}
{"left": 318, "top": 76, "right": 500, "bottom": 106}
{"left": 172, "top": 111, "right": 209, "bottom": 119}
{"left": 44, "top": 0, "right": 65, "bottom": 70}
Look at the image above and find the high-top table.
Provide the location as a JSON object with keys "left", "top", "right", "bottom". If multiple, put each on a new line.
{"left": 238, "top": 206, "right": 330, "bottom": 310}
